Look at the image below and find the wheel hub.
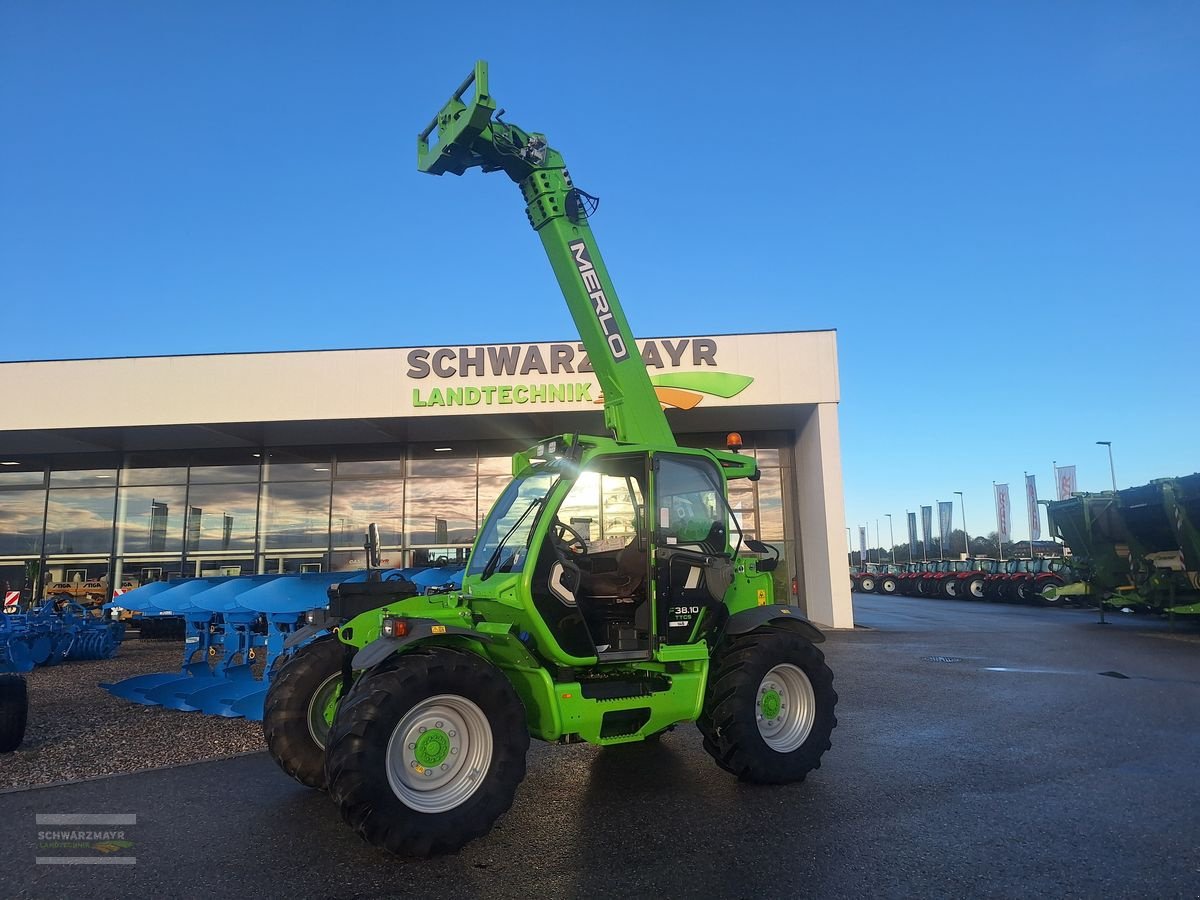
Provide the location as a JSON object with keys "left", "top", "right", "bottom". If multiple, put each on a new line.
{"left": 756, "top": 663, "right": 817, "bottom": 753}
{"left": 414, "top": 728, "right": 452, "bottom": 768}
{"left": 386, "top": 694, "right": 493, "bottom": 814}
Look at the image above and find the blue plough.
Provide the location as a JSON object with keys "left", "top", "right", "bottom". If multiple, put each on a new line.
{"left": 101, "top": 564, "right": 466, "bottom": 720}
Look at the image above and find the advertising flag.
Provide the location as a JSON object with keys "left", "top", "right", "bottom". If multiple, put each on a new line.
{"left": 858, "top": 526, "right": 867, "bottom": 563}
{"left": 994, "top": 483, "right": 1011, "bottom": 543}
{"left": 1026, "top": 474, "right": 1041, "bottom": 541}
{"left": 920, "top": 506, "right": 933, "bottom": 554}
{"left": 1055, "top": 465, "right": 1077, "bottom": 501}
{"left": 938, "top": 501, "right": 955, "bottom": 555}
{"left": 907, "top": 511, "right": 918, "bottom": 551}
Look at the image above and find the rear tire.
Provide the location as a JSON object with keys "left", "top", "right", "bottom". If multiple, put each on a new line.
{"left": 878, "top": 577, "right": 898, "bottom": 596}
{"left": 325, "top": 647, "right": 529, "bottom": 858}
{"left": 858, "top": 576, "right": 876, "bottom": 593}
{"left": 0, "top": 674, "right": 28, "bottom": 753}
{"left": 698, "top": 630, "right": 837, "bottom": 784}
{"left": 263, "top": 635, "right": 346, "bottom": 789}
{"left": 941, "top": 579, "right": 960, "bottom": 600}
{"left": 962, "top": 576, "right": 985, "bottom": 600}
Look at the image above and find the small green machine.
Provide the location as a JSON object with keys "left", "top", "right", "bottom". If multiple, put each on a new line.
{"left": 263, "top": 62, "right": 837, "bottom": 857}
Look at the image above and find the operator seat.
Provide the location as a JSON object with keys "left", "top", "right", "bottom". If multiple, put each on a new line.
{"left": 582, "top": 541, "right": 647, "bottom": 600}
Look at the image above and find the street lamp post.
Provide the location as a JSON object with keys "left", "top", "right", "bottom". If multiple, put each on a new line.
{"left": 954, "top": 491, "right": 968, "bottom": 557}
{"left": 885, "top": 513, "right": 895, "bottom": 564}
{"left": 1096, "top": 441, "right": 1117, "bottom": 492}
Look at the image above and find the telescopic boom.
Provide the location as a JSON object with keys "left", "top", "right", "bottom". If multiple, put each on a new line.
{"left": 417, "top": 61, "right": 675, "bottom": 448}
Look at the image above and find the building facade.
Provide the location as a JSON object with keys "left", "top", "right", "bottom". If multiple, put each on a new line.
{"left": 0, "top": 330, "right": 852, "bottom": 626}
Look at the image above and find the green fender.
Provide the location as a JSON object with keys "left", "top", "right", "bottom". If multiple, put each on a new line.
{"left": 351, "top": 618, "right": 493, "bottom": 670}
{"left": 721, "top": 604, "right": 826, "bottom": 645}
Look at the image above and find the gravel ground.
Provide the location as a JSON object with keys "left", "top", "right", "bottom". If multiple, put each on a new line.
{"left": 1, "top": 636, "right": 266, "bottom": 790}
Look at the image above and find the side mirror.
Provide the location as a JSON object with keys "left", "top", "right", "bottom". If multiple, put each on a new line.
{"left": 745, "top": 538, "right": 780, "bottom": 571}
{"left": 365, "top": 523, "right": 382, "bottom": 570}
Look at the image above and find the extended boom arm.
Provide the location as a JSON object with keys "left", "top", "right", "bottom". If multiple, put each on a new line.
{"left": 418, "top": 61, "right": 675, "bottom": 448}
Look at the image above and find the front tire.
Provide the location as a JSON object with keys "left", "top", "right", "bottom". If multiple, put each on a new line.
{"left": 325, "top": 647, "right": 529, "bottom": 858}
{"left": 858, "top": 576, "right": 876, "bottom": 593}
{"left": 0, "top": 674, "right": 28, "bottom": 753}
{"left": 878, "top": 576, "right": 898, "bottom": 596}
{"left": 698, "top": 630, "right": 837, "bottom": 784}
{"left": 963, "top": 576, "right": 985, "bottom": 600}
{"left": 263, "top": 635, "right": 346, "bottom": 789}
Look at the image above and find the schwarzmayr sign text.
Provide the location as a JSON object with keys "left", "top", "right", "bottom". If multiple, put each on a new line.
{"left": 406, "top": 338, "right": 719, "bottom": 409}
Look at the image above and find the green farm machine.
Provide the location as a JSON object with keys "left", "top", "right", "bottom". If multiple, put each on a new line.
{"left": 262, "top": 62, "right": 837, "bottom": 857}
{"left": 1046, "top": 474, "right": 1200, "bottom": 614}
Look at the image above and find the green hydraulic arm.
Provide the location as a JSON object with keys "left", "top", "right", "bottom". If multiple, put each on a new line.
{"left": 417, "top": 61, "right": 676, "bottom": 448}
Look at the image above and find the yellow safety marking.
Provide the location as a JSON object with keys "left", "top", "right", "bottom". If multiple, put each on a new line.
{"left": 431, "top": 625, "right": 447, "bottom": 634}
{"left": 756, "top": 589, "right": 767, "bottom": 606}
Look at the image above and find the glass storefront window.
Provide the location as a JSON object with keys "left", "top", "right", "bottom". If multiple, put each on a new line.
{"left": 44, "top": 488, "right": 116, "bottom": 555}
{"left": 0, "top": 467, "right": 46, "bottom": 487}
{"left": 0, "top": 488, "right": 46, "bottom": 555}
{"left": 727, "top": 481, "right": 758, "bottom": 539}
{"left": 755, "top": 448, "right": 782, "bottom": 466}
{"left": 756, "top": 468, "right": 785, "bottom": 541}
{"left": 50, "top": 469, "right": 118, "bottom": 487}
{"left": 264, "top": 455, "right": 333, "bottom": 481}
{"left": 406, "top": 478, "right": 477, "bottom": 545}
{"left": 408, "top": 451, "right": 476, "bottom": 478}
{"left": 331, "top": 548, "right": 404, "bottom": 572}
{"left": 184, "top": 483, "right": 258, "bottom": 551}
{"left": 260, "top": 481, "right": 332, "bottom": 550}
{"left": 478, "top": 455, "right": 514, "bottom": 477}
{"left": 189, "top": 464, "right": 260, "bottom": 484}
{"left": 117, "top": 485, "right": 187, "bottom": 553}
{"left": 336, "top": 458, "right": 404, "bottom": 477}
{"left": 331, "top": 479, "right": 404, "bottom": 548}
{"left": 120, "top": 465, "right": 188, "bottom": 486}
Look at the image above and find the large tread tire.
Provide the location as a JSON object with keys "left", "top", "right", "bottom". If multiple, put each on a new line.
{"left": 858, "top": 576, "right": 876, "bottom": 593}
{"left": 325, "top": 646, "right": 529, "bottom": 858}
{"left": 0, "top": 674, "right": 29, "bottom": 753}
{"left": 963, "top": 576, "right": 985, "bottom": 601}
{"left": 941, "top": 579, "right": 959, "bottom": 600}
{"left": 878, "top": 576, "right": 898, "bottom": 596}
{"left": 697, "top": 630, "right": 837, "bottom": 785}
{"left": 263, "top": 635, "right": 346, "bottom": 789}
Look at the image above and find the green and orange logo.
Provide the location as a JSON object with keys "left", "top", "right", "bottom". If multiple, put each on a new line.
{"left": 598, "top": 371, "right": 755, "bottom": 410}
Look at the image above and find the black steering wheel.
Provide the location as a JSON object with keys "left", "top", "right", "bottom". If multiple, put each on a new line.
{"left": 551, "top": 519, "right": 588, "bottom": 556}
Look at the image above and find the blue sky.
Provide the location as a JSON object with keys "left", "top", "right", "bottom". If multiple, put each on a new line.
{"left": 2, "top": 2, "right": 1197, "bottom": 547}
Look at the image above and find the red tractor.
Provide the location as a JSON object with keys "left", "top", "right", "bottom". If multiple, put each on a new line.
{"left": 1006, "top": 557, "right": 1073, "bottom": 605}
{"left": 947, "top": 558, "right": 1002, "bottom": 600}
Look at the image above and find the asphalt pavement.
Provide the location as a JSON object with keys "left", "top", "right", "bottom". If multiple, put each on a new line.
{"left": 2, "top": 595, "right": 1198, "bottom": 899}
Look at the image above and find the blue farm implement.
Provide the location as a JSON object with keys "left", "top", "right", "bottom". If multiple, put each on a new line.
{"left": 101, "top": 564, "right": 457, "bottom": 720}
{"left": 0, "top": 600, "right": 125, "bottom": 674}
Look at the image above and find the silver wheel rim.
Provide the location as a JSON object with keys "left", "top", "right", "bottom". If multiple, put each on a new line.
{"left": 883, "top": 579, "right": 895, "bottom": 592}
{"left": 306, "top": 673, "right": 341, "bottom": 750}
{"left": 756, "top": 663, "right": 816, "bottom": 752}
{"left": 946, "top": 581, "right": 957, "bottom": 597}
{"left": 385, "top": 694, "right": 493, "bottom": 814}
{"left": 969, "top": 580, "right": 984, "bottom": 599}
{"left": 860, "top": 577, "right": 874, "bottom": 592}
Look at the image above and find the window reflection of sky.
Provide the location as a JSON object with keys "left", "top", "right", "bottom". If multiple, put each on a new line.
{"left": 1, "top": 445, "right": 790, "bottom": 569}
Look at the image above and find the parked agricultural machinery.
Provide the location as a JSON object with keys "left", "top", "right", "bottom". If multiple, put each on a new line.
{"left": 1047, "top": 474, "right": 1200, "bottom": 614}
{"left": 102, "top": 562, "right": 465, "bottom": 719}
{"left": 0, "top": 599, "right": 124, "bottom": 674}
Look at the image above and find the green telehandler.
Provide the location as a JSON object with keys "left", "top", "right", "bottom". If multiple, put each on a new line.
{"left": 263, "top": 61, "right": 838, "bottom": 857}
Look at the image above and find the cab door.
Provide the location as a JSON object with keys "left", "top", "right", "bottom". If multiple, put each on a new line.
{"left": 651, "top": 453, "right": 735, "bottom": 644}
